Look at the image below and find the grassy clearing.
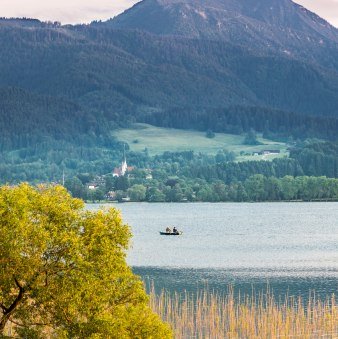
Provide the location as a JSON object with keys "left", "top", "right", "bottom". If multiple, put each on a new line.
{"left": 150, "top": 287, "right": 337, "bottom": 338}
{"left": 113, "top": 123, "right": 288, "bottom": 159}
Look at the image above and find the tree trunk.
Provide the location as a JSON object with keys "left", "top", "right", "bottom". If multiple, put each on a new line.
{"left": 0, "top": 278, "right": 25, "bottom": 334}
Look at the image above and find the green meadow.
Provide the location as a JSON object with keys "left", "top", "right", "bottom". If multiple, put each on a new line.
{"left": 113, "top": 123, "right": 288, "bottom": 160}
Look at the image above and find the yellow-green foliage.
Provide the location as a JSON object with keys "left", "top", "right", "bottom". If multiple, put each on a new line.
{"left": 150, "top": 287, "right": 337, "bottom": 338}
{"left": 0, "top": 184, "right": 172, "bottom": 338}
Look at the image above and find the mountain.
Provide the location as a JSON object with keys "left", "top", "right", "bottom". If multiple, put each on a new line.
{"left": 86, "top": 0, "right": 338, "bottom": 120}
{"left": 0, "top": 0, "right": 338, "bottom": 180}
{"left": 104, "top": 0, "right": 338, "bottom": 68}
{"left": 108, "top": 0, "right": 338, "bottom": 41}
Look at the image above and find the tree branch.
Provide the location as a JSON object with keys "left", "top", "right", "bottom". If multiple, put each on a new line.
{"left": 8, "top": 319, "right": 25, "bottom": 327}
{"left": 14, "top": 277, "right": 23, "bottom": 291}
{"left": 0, "top": 304, "right": 8, "bottom": 313}
{"left": 0, "top": 277, "right": 25, "bottom": 332}
{"left": 9, "top": 318, "right": 50, "bottom": 327}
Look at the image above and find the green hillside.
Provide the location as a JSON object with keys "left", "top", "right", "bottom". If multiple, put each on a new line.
{"left": 0, "top": 13, "right": 338, "bottom": 144}
{"left": 113, "top": 123, "right": 288, "bottom": 160}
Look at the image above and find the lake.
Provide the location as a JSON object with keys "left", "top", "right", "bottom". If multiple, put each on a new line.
{"left": 87, "top": 202, "right": 338, "bottom": 299}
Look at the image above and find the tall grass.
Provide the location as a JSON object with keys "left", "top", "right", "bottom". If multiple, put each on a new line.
{"left": 149, "top": 286, "right": 338, "bottom": 338}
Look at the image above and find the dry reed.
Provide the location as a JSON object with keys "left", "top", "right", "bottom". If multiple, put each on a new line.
{"left": 149, "top": 286, "right": 338, "bottom": 338}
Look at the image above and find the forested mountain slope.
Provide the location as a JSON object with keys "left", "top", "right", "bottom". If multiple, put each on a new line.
{"left": 0, "top": 87, "right": 107, "bottom": 150}
{"left": 0, "top": 0, "right": 338, "bottom": 137}
{"left": 0, "top": 0, "right": 338, "bottom": 182}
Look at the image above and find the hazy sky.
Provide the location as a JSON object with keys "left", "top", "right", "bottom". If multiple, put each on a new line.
{"left": 0, "top": 0, "right": 337, "bottom": 27}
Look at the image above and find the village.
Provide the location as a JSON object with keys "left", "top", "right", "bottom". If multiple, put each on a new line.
{"left": 83, "top": 153, "right": 153, "bottom": 202}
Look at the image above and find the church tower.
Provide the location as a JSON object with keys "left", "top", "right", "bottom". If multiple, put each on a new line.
{"left": 113, "top": 143, "right": 131, "bottom": 177}
{"left": 121, "top": 144, "right": 128, "bottom": 176}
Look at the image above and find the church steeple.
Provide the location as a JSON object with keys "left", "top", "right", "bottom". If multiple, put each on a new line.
{"left": 121, "top": 145, "right": 128, "bottom": 176}
{"left": 113, "top": 143, "right": 130, "bottom": 177}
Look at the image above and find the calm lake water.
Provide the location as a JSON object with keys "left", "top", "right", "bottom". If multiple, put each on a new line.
{"left": 87, "top": 202, "right": 338, "bottom": 299}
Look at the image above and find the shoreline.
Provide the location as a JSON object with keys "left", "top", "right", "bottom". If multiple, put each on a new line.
{"left": 85, "top": 199, "right": 338, "bottom": 204}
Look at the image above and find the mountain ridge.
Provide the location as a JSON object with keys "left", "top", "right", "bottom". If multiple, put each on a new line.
{"left": 105, "top": 0, "right": 338, "bottom": 41}
{"left": 0, "top": 0, "right": 337, "bottom": 151}
{"left": 1, "top": 0, "right": 338, "bottom": 182}
{"left": 97, "top": 0, "right": 338, "bottom": 74}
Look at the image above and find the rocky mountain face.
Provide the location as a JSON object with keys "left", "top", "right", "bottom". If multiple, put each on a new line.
{"left": 108, "top": 0, "right": 337, "bottom": 39}
{"left": 104, "top": 0, "right": 338, "bottom": 68}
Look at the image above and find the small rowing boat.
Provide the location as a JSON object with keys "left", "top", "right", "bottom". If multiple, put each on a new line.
{"left": 159, "top": 231, "right": 183, "bottom": 236}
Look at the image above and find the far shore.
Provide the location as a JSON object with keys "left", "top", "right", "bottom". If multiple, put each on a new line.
{"left": 85, "top": 199, "right": 338, "bottom": 204}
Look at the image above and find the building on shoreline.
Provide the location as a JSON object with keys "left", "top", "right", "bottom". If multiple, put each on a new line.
{"left": 113, "top": 147, "right": 134, "bottom": 177}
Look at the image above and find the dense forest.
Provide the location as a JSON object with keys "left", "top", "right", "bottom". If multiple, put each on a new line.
{"left": 142, "top": 106, "right": 338, "bottom": 141}
{"left": 290, "top": 141, "right": 338, "bottom": 178}
{"left": 0, "top": 87, "right": 110, "bottom": 150}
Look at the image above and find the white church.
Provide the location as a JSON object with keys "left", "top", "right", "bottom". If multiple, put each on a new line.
{"left": 113, "top": 147, "right": 133, "bottom": 177}
{"left": 113, "top": 157, "right": 128, "bottom": 177}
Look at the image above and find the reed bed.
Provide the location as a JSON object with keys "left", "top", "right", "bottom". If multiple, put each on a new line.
{"left": 149, "top": 286, "right": 338, "bottom": 338}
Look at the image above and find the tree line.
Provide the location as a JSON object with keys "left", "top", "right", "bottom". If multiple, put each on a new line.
{"left": 142, "top": 105, "right": 338, "bottom": 141}
{"left": 58, "top": 140, "right": 338, "bottom": 203}
{"left": 66, "top": 172, "right": 338, "bottom": 203}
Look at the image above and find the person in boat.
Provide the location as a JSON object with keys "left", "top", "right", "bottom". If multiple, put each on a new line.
{"left": 166, "top": 227, "right": 172, "bottom": 233}
{"left": 173, "top": 227, "right": 178, "bottom": 234}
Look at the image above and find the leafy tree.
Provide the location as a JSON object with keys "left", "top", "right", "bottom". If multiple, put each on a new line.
{"left": 93, "top": 187, "right": 105, "bottom": 202}
{"left": 0, "top": 184, "right": 171, "bottom": 338}
{"left": 165, "top": 178, "right": 179, "bottom": 188}
{"left": 281, "top": 176, "right": 298, "bottom": 200}
{"left": 205, "top": 129, "right": 215, "bottom": 139}
{"left": 243, "top": 129, "right": 262, "bottom": 146}
{"left": 115, "top": 176, "right": 130, "bottom": 191}
{"left": 165, "top": 185, "right": 184, "bottom": 202}
{"left": 197, "top": 185, "right": 218, "bottom": 202}
{"left": 265, "top": 177, "right": 282, "bottom": 201}
{"left": 77, "top": 173, "right": 94, "bottom": 185}
{"left": 147, "top": 187, "right": 166, "bottom": 202}
{"left": 215, "top": 150, "right": 236, "bottom": 163}
{"left": 115, "top": 190, "right": 127, "bottom": 202}
{"left": 128, "top": 184, "right": 147, "bottom": 201}
{"left": 105, "top": 174, "right": 115, "bottom": 192}
{"left": 244, "top": 174, "right": 266, "bottom": 201}
{"left": 64, "top": 176, "right": 87, "bottom": 199}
